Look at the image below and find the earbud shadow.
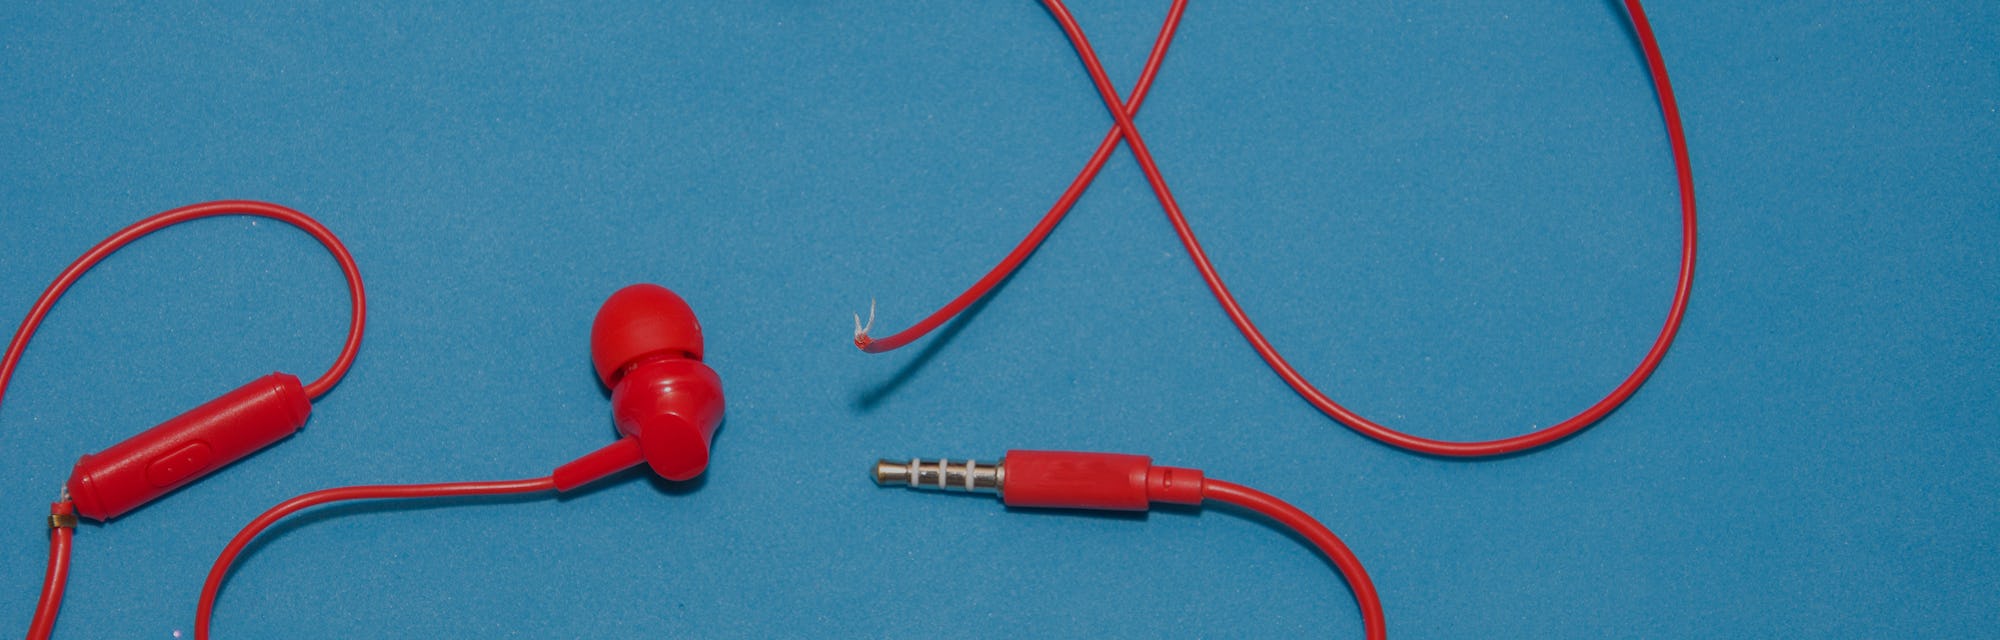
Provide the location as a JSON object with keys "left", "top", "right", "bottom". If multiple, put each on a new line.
{"left": 851, "top": 284, "right": 1004, "bottom": 412}
{"left": 645, "top": 467, "right": 709, "bottom": 496}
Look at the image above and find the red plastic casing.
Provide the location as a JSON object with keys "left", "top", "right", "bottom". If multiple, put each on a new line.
{"left": 1001, "top": 450, "right": 1204, "bottom": 510}
{"left": 65, "top": 373, "right": 312, "bottom": 521}
{"left": 613, "top": 356, "right": 724, "bottom": 482}
{"left": 551, "top": 356, "right": 726, "bottom": 490}
{"left": 552, "top": 284, "right": 725, "bottom": 490}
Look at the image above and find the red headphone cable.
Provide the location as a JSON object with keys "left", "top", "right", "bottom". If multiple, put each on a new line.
{"left": 190, "top": 477, "right": 557, "bottom": 639}
{"left": 9, "top": 201, "right": 368, "bottom": 640}
{"left": 25, "top": 502, "right": 74, "bottom": 640}
{"left": 856, "top": 1, "right": 1697, "bottom": 457}
{"left": 195, "top": 283, "right": 725, "bottom": 638}
{"left": 853, "top": 0, "right": 1190, "bottom": 352}
{"left": 191, "top": 454, "right": 1377, "bottom": 639}
{"left": 875, "top": 451, "right": 1387, "bottom": 639}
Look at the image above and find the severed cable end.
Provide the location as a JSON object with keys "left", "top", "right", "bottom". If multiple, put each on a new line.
{"left": 852, "top": 299, "right": 878, "bottom": 343}
{"left": 873, "top": 457, "right": 1002, "bottom": 495}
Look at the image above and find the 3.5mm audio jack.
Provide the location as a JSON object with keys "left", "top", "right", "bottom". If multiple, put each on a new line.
{"left": 874, "top": 450, "right": 1198, "bottom": 509}
{"left": 873, "top": 458, "right": 1002, "bottom": 494}
{"left": 871, "top": 449, "right": 1386, "bottom": 639}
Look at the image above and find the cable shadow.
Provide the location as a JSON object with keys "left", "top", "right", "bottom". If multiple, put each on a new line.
{"left": 1387, "top": 421, "right": 1599, "bottom": 463}
{"left": 226, "top": 488, "right": 557, "bottom": 584}
{"left": 1201, "top": 498, "right": 1371, "bottom": 616}
{"left": 1201, "top": 499, "right": 1373, "bottom": 631}
{"left": 217, "top": 457, "right": 710, "bottom": 604}
{"left": 1604, "top": 0, "right": 1650, "bottom": 71}
{"left": 850, "top": 279, "right": 1009, "bottom": 413}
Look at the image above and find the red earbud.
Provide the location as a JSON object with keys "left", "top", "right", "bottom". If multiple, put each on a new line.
{"left": 552, "top": 284, "right": 724, "bottom": 490}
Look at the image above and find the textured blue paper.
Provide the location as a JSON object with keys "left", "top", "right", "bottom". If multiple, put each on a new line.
{"left": 2, "top": 2, "right": 1995, "bottom": 638}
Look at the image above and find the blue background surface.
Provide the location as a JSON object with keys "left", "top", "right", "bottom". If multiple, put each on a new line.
{"left": 2, "top": 1, "right": 1995, "bottom": 637}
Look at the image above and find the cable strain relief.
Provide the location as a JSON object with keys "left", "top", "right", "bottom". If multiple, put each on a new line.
{"left": 551, "top": 437, "right": 645, "bottom": 492}
{"left": 1146, "top": 465, "right": 1204, "bottom": 505}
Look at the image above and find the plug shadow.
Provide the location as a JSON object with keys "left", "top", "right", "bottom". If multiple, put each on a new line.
{"left": 998, "top": 501, "right": 1205, "bottom": 524}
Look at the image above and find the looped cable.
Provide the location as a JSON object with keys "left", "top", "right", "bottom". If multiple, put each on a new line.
{"left": 8, "top": 200, "right": 367, "bottom": 640}
{"left": 859, "top": 1, "right": 1697, "bottom": 458}
{"left": 0, "top": 200, "right": 367, "bottom": 405}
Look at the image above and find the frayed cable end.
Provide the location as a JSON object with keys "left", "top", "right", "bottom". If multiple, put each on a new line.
{"left": 852, "top": 299, "right": 877, "bottom": 348}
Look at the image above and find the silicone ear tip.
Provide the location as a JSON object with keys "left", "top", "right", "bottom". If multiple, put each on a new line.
{"left": 591, "top": 284, "right": 704, "bottom": 387}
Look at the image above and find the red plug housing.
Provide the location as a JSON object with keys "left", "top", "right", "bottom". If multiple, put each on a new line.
{"left": 873, "top": 451, "right": 1205, "bottom": 509}
{"left": 1001, "top": 450, "right": 1204, "bottom": 509}
{"left": 65, "top": 373, "right": 312, "bottom": 521}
